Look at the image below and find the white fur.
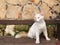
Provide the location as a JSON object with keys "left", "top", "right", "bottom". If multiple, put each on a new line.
{"left": 5, "top": 25, "right": 15, "bottom": 36}
{"left": 27, "top": 14, "right": 50, "bottom": 44}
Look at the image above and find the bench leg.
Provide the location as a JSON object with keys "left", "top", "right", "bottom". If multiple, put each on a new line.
{"left": 57, "top": 24, "right": 60, "bottom": 41}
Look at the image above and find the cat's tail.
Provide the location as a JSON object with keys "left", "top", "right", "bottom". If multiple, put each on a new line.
{"left": 15, "top": 31, "right": 27, "bottom": 38}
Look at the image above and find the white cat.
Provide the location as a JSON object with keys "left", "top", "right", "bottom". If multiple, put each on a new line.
{"left": 27, "top": 13, "right": 50, "bottom": 44}
{"left": 5, "top": 13, "right": 50, "bottom": 44}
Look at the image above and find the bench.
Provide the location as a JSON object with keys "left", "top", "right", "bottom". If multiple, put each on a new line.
{"left": 0, "top": 19, "right": 60, "bottom": 40}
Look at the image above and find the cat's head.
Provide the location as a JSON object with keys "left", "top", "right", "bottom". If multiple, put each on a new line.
{"left": 34, "top": 13, "right": 44, "bottom": 22}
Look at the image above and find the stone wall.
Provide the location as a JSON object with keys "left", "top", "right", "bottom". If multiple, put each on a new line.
{"left": 0, "top": 0, "right": 6, "bottom": 19}
{"left": 0, "top": 0, "right": 60, "bottom": 20}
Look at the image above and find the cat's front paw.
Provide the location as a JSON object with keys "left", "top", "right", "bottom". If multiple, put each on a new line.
{"left": 35, "top": 41, "right": 40, "bottom": 44}
{"left": 46, "top": 38, "right": 51, "bottom": 41}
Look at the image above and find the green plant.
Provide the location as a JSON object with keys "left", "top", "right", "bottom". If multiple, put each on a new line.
{"left": 14, "top": 25, "right": 29, "bottom": 36}
{"left": 47, "top": 24, "right": 57, "bottom": 38}
{"left": 0, "top": 25, "right": 6, "bottom": 36}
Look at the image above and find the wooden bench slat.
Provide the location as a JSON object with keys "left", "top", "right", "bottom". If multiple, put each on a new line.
{"left": 0, "top": 20, "right": 60, "bottom": 25}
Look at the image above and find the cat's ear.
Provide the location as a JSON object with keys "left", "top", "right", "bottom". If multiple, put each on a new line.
{"left": 40, "top": 11, "right": 44, "bottom": 16}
